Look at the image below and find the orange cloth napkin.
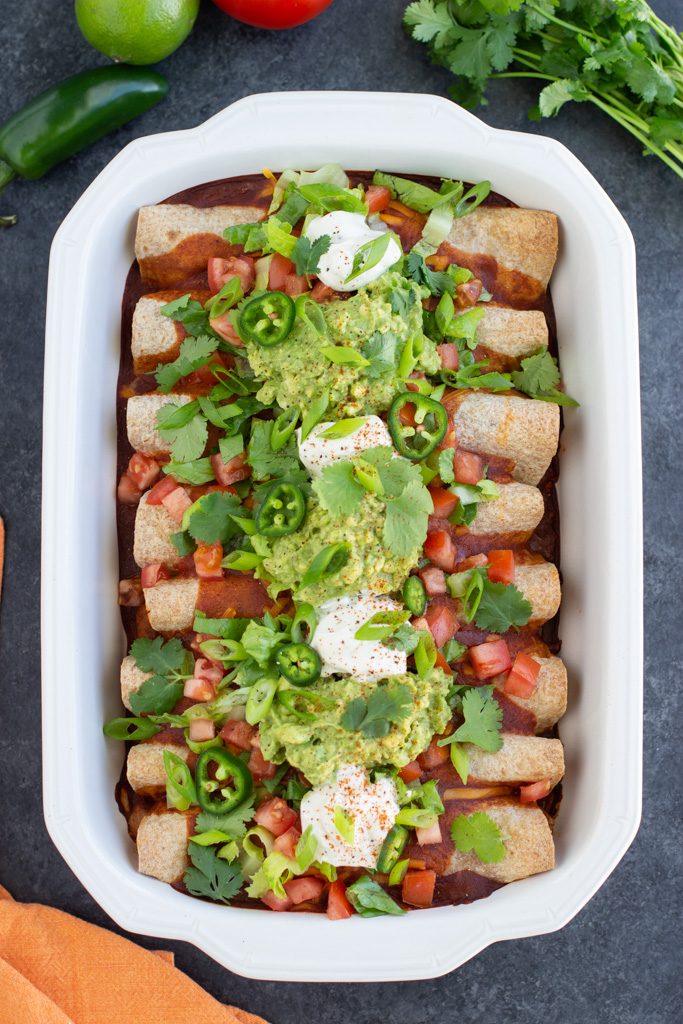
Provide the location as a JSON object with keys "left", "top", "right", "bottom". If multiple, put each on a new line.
{"left": 0, "top": 885, "right": 268, "bottom": 1024}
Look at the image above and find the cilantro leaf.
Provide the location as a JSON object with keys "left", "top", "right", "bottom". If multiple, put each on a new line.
{"left": 130, "top": 636, "right": 187, "bottom": 675}
{"left": 406, "top": 250, "right": 456, "bottom": 296}
{"left": 346, "top": 875, "right": 405, "bottom": 917}
{"left": 291, "top": 234, "right": 331, "bottom": 276}
{"left": 247, "top": 419, "right": 300, "bottom": 480}
{"left": 438, "top": 447, "right": 455, "bottom": 484}
{"left": 312, "top": 461, "right": 365, "bottom": 517}
{"left": 155, "top": 335, "right": 218, "bottom": 393}
{"left": 160, "top": 294, "right": 212, "bottom": 337}
{"left": 403, "top": 0, "right": 454, "bottom": 45}
{"left": 361, "top": 331, "right": 402, "bottom": 379}
{"left": 129, "top": 675, "right": 184, "bottom": 716}
{"left": 184, "top": 491, "right": 242, "bottom": 545}
{"left": 195, "top": 795, "right": 256, "bottom": 841}
{"left": 511, "top": 349, "right": 578, "bottom": 406}
{"left": 163, "top": 457, "right": 215, "bottom": 485}
{"left": 387, "top": 283, "right": 416, "bottom": 316}
{"left": 183, "top": 844, "right": 244, "bottom": 904}
{"left": 384, "top": 478, "right": 433, "bottom": 558}
{"left": 474, "top": 580, "right": 532, "bottom": 633}
{"left": 452, "top": 685, "right": 503, "bottom": 752}
{"left": 341, "top": 683, "right": 412, "bottom": 739}
{"left": 156, "top": 401, "right": 208, "bottom": 463}
{"left": 450, "top": 811, "right": 506, "bottom": 864}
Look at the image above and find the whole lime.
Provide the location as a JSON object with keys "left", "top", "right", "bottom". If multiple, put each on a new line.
{"left": 75, "top": 0, "right": 200, "bottom": 65}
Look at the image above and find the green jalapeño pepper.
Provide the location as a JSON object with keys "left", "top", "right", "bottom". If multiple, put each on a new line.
{"left": 256, "top": 481, "right": 306, "bottom": 537}
{"left": 376, "top": 824, "right": 409, "bottom": 873}
{"left": 237, "top": 291, "right": 295, "bottom": 347}
{"left": 0, "top": 66, "right": 168, "bottom": 210}
{"left": 195, "top": 747, "right": 253, "bottom": 815}
{"left": 402, "top": 575, "right": 427, "bottom": 618}
{"left": 276, "top": 643, "right": 322, "bottom": 686}
{"left": 388, "top": 392, "right": 448, "bottom": 461}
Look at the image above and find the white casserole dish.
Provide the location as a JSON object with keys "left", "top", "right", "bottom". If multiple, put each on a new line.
{"left": 42, "top": 92, "right": 642, "bottom": 982}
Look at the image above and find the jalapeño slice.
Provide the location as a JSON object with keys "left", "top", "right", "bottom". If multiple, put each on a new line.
{"left": 388, "top": 392, "right": 448, "bottom": 461}
{"left": 376, "top": 824, "right": 409, "bottom": 873}
{"left": 402, "top": 575, "right": 427, "bottom": 618}
{"left": 256, "top": 481, "right": 306, "bottom": 538}
{"left": 276, "top": 642, "right": 322, "bottom": 687}
{"left": 195, "top": 747, "right": 253, "bottom": 815}
{"left": 237, "top": 291, "right": 295, "bottom": 347}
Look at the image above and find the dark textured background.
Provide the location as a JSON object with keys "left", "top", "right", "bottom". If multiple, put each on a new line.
{"left": 0, "top": 1, "right": 680, "bottom": 1020}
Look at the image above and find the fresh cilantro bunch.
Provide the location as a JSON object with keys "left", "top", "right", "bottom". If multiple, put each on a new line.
{"left": 404, "top": 0, "right": 683, "bottom": 179}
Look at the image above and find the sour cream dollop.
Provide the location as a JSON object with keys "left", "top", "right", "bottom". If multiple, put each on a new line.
{"left": 300, "top": 764, "right": 399, "bottom": 868}
{"left": 312, "top": 592, "right": 407, "bottom": 681}
{"left": 296, "top": 415, "right": 393, "bottom": 477}
{"left": 305, "top": 211, "right": 402, "bottom": 291}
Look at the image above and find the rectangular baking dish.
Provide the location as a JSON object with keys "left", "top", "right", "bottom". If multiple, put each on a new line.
{"left": 42, "top": 91, "right": 642, "bottom": 982}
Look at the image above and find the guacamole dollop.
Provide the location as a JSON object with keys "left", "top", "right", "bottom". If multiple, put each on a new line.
{"left": 243, "top": 272, "right": 440, "bottom": 417}
{"left": 259, "top": 669, "right": 451, "bottom": 786}
{"left": 262, "top": 493, "right": 420, "bottom": 606}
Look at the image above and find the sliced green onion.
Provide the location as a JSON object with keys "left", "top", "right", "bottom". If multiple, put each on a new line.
{"left": 354, "top": 610, "right": 410, "bottom": 642}
{"left": 300, "top": 390, "right": 329, "bottom": 441}
{"left": 318, "top": 417, "right": 366, "bottom": 439}
{"left": 246, "top": 676, "right": 279, "bottom": 725}
{"left": 353, "top": 458, "right": 384, "bottom": 495}
{"left": 205, "top": 276, "right": 243, "bottom": 320}
{"left": 454, "top": 180, "right": 491, "bottom": 218}
{"left": 295, "top": 294, "right": 328, "bottom": 337}
{"left": 270, "top": 407, "right": 299, "bottom": 451}
{"left": 103, "top": 717, "right": 160, "bottom": 741}
{"left": 291, "top": 602, "right": 318, "bottom": 643}
{"left": 163, "top": 750, "right": 197, "bottom": 811}
{"left": 388, "top": 858, "right": 410, "bottom": 886}
{"left": 299, "top": 542, "right": 350, "bottom": 591}
{"left": 345, "top": 231, "right": 395, "bottom": 284}
{"left": 334, "top": 806, "right": 356, "bottom": 845}
{"left": 320, "top": 345, "right": 370, "bottom": 367}
{"left": 296, "top": 825, "right": 319, "bottom": 871}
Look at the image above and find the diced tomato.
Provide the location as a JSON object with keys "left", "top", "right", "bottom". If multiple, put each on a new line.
{"left": 425, "top": 603, "right": 459, "bottom": 648}
{"left": 418, "top": 739, "right": 450, "bottom": 771}
{"left": 424, "top": 530, "right": 457, "bottom": 572}
{"left": 285, "top": 877, "right": 325, "bottom": 905}
{"left": 118, "top": 578, "right": 142, "bottom": 607}
{"left": 519, "top": 779, "right": 552, "bottom": 803}
{"left": 455, "top": 279, "right": 483, "bottom": 309}
{"left": 434, "top": 650, "right": 454, "bottom": 675}
{"left": 273, "top": 826, "right": 301, "bottom": 859}
{"left": 248, "top": 746, "right": 278, "bottom": 781}
{"left": 437, "top": 343, "right": 459, "bottom": 370}
{"left": 194, "top": 657, "right": 224, "bottom": 688}
{"left": 504, "top": 652, "right": 541, "bottom": 698}
{"left": 117, "top": 473, "right": 141, "bottom": 504}
{"left": 268, "top": 253, "right": 296, "bottom": 291}
{"left": 326, "top": 880, "right": 353, "bottom": 920}
{"left": 310, "top": 281, "right": 337, "bottom": 302}
{"left": 127, "top": 452, "right": 160, "bottom": 491}
{"left": 365, "top": 184, "right": 391, "bottom": 214}
{"left": 399, "top": 761, "right": 423, "bottom": 784}
{"left": 140, "top": 563, "right": 169, "bottom": 589}
{"left": 457, "top": 553, "right": 488, "bottom": 571}
{"left": 418, "top": 566, "right": 447, "bottom": 596}
{"left": 398, "top": 400, "right": 417, "bottom": 427}
{"left": 219, "top": 719, "right": 256, "bottom": 751}
{"left": 487, "top": 549, "right": 516, "bottom": 585}
{"left": 207, "top": 255, "right": 255, "bottom": 295}
{"left": 183, "top": 675, "right": 216, "bottom": 702}
{"left": 211, "top": 450, "right": 251, "bottom": 486}
{"left": 428, "top": 485, "right": 458, "bottom": 519}
{"left": 188, "top": 718, "right": 216, "bottom": 742}
{"left": 254, "top": 798, "right": 298, "bottom": 837}
{"left": 416, "top": 821, "right": 442, "bottom": 846}
{"left": 161, "top": 485, "right": 193, "bottom": 524}
{"left": 146, "top": 475, "right": 179, "bottom": 505}
{"left": 261, "top": 890, "right": 293, "bottom": 912}
{"left": 453, "top": 450, "right": 484, "bottom": 485}
{"left": 469, "top": 639, "right": 512, "bottom": 680}
{"left": 411, "top": 616, "right": 429, "bottom": 632}
{"left": 436, "top": 424, "right": 457, "bottom": 451}
{"left": 210, "top": 312, "right": 243, "bottom": 345}
{"left": 402, "top": 870, "right": 436, "bottom": 908}
{"left": 282, "top": 273, "right": 308, "bottom": 297}
{"left": 193, "top": 542, "right": 224, "bottom": 580}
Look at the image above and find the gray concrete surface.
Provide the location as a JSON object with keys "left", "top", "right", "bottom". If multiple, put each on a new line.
{"left": 0, "top": 1, "right": 680, "bottom": 1020}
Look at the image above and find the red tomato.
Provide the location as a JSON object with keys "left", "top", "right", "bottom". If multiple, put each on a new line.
{"left": 285, "top": 876, "right": 325, "bottom": 905}
{"left": 428, "top": 485, "right": 457, "bottom": 519}
{"left": 326, "top": 880, "right": 353, "bottom": 920}
{"left": 457, "top": 553, "right": 488, "bottom": 571}
{"left": 425, "top": 603, "right": 459, "bottom": 648}
{"left": 399, "top": 760, "right": 423, "bottom": 784}
{"left": 504, "top": 652, "right": 541, "bottom": 698}
{"left": 469, "top": 639, "right": 512, "bottom": 680}
{"left": 193, "top": 542, "right": 224, "bottom": 579}
{"left": 117, "top": 473, "right": 141, "bottom": 504}
{"left": 193, "top": 658, "right": 224, "bottom": 691}
{"left": 268, "top": 253, "right": 296, "bottom": 290}
{"left": 418, "top": 739, "right": 450, "bottom": 771}
{"left": 146, "top": 475, "right": 178, "bottom": 505}
{"left": 424, "top": 530, "right": 457, "bottom": 572}
{"left": 282, "top": 273, "right": 308, "bottom": 296}
{"left": 416, "top": 821, "right": 442, "bottom": 846}
{"left": 274, "top": 826, "right": 301, "bottom": 859}
{"left": 365, "top": 185, "right": 391, "bottom": 214}
{"left": 207, "top": 255, "right": 255, "bottom": 295}
{"left": 127, "top": 452, "right": 160, "bottom": 491}
{"left": 261, "top": 890, "right": 293, "bottom": 912}
{"left": 189, "top": 718, "right": 216, "bottom": 742}
{"left": 211, "top": 0, "right": 333, "bottom": 30}
{"left": 210, "top": 451, "right": 251, "bottom": 486}
{"left": 434, "top": 650, "right": 454, "bottom": 675}
{"left": 402, "top": 870, "right": 436, "bottom": 908}
{"left": 487, "top": 549, "right": 515, "bottom": 585}
{"left": 519, "top": 779, "right": 552, "bottom": 803}
{"left": 310, "top": 281, "right": 337, "bottom": 302}
{"left": 248, "top": 746, "right": 279, "bottom": 780}
{"left": 437, "top": 343, "right": 459, "bottom": 370}
{"left": 453, "top": 449, "right": 484, "bottom": 485}
{"left": 161, "top": 485, "right": 193, "bottom": 524}
{"left": 219, "top": 719, "right": 255, "bottom": 751}
{"left": 210, "top": 312, "right": 243, "bottom": 345}
{"left": 140, "top": 563, "right": 169, "bottom": 589}
{"left": 183, "top": 675, "right": 216, "bottom": 702}
{"left": 455, "top": 279, "right": 483, "bottom": 309}
{"left": 418, "top": 566, "right": 447, "bottom": 596}
{"left": 254, "top": 798, "right": 298, "bottom": 837}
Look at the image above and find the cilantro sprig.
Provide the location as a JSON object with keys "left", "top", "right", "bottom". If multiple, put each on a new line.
{"left": 447, "top": 566, "right": 532, "bottom": 632}
{"left": 184, "top": 844, "right": 244, "bottom": 904}
{"left": 341, "top": 683, "right": 413, "bottom": 739}
{"left": 450, "top": 810, "right": 506, "bottom": 864}
{"left": 128, "top": 637, "right": 193, "bottom": 716}
{"left": 404, "top": 0, "right": 683, "bottom": 180}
